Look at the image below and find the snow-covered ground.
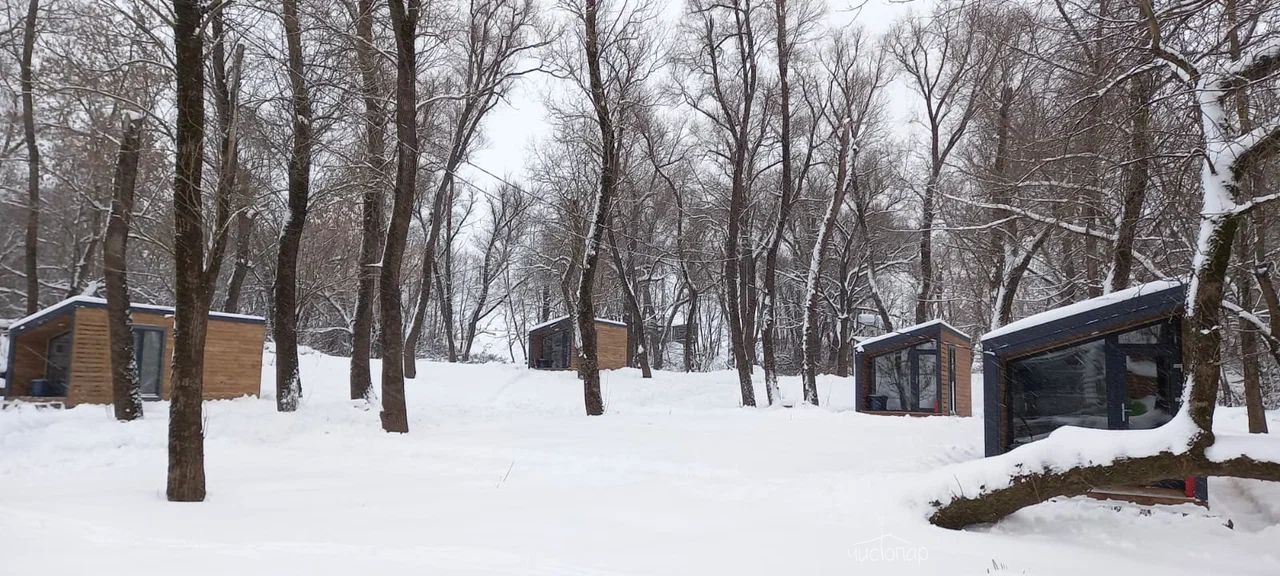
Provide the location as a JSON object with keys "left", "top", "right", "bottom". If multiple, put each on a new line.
{"left": 1, "top": 350, "right": 1277, "bottom": 575}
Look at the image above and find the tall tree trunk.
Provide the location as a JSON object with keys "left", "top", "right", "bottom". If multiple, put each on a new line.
{"left": 20, "top": 0, "right": 40, "bottom": 314}
{"left": 222, "top": 169, "right": 253, "bottom": 314}
{"left": 1224, "top": 0, "right": 1268, "bottom": 434}
{"left": 1105, "top": 70, "right": 1153, "bottom": 294}
{"left": 801, "top": 121, "right": 854, "bottom": 405}
{"left": 350, "top": 0, "right": 387, "bottom": 400}
{"left": 461, "top": 207, "right": 508, "bottom": 361}
{"left": 914, "top": 170, "right": 938, "bottom": 324}
{"left": 577, "top": 0, "right": 618, "bottom": 416}
{"left": 715, "top": 0, "right": 760, "bottom": 408}
{"left": 539, "top": 284, "right": 551, "bottom": 322}
{"left": 67, "top": 204, "right": 103, "bottom": 298}
{"left": 404, "top": 257, "right": 432, "bottom": 374}
{"left": 206, "top": 14, "right": 242, "bottom": 296}
{"left": 1236, "top": 228, "right": 1268, "bottom": 433}
{"left": 378, "top": 0, "right": 420, "bottom": 433}
{"left": 405, "top": 177, "right": 457, "bottom": 373}
{"left": 167, "top": 0, "right": 209, "bottom": 502}
{"left": 606, "top": 224, "right": 651, "bottom": 377}
{"left": 436, "top": 258, "right": 458, "bottom": 362}
{"left": 1249, "top": 264, "right": 1279, "bottom": 433}
{"left": 986, "top": 85, "right": 1014, "bottom": 327}
{"left": 760, "top": 0, "right": 797, "bottom": 405}
{"left": 104, "top": 114, "right": 146, "bottom": 422}
{"left": 684, "top": 287, "right": 698, "bottom": 372}
{"left": 273, "top": 0, "right": 313, "bottom": 412}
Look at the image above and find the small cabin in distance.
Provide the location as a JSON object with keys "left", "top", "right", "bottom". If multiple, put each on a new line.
{"left": 854, "top": 320, "right": 973, "bottom": 416}
{"left": 528, "top": 316, "right": 629, "bottom": 370}
{"left": 4, "top": 296, "right": 265, "bottom": 406}
{"left": 981, "top": 279, "right": 1204, "bottom": 504}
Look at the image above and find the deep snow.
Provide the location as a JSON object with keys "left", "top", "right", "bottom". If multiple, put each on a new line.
{"left": 1, "top": 350, "right": 1277, "bottom": 575}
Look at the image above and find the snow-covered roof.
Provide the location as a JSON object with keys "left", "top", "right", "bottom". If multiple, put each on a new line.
{"left": 528, "top": 315, "right": 627, "bottom": 333}
{"left": 9, "top": 295, "right": 266, "bottom": 332}
{"left": 854, "top": 319, "right": 969, "bottom": 352}
{"left": 982, "top": 279, "right": 1184, "bottom": 342}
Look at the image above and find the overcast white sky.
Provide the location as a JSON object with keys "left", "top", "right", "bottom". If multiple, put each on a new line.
{"left": 462, "top": 0, "right": 927, "bottom": 190}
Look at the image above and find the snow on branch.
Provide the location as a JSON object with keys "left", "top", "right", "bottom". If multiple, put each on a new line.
{"left": 923, "top": 414, "right": 1202, "bottom": 509}
{"left": 943, "top": 194, "right": 1114, "bottom": 241}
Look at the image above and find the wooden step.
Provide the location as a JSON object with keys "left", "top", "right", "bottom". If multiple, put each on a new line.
{"left": 1087, "top": 485, "right": 1205, "bottom": 508}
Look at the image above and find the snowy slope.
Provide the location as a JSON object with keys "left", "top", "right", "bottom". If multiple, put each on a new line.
{"left": 0, "top": 350, "right": 1276, "bottom": 576}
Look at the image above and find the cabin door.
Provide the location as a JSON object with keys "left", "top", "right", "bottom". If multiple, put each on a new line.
{"left": 45, "top": 332, "right": 72, "bottom": 387}
{"left": 1108, "top": 320, "right": 1182, "bottom": 431}
{"left": 912, "top": 350, "right": 938, "bottom": 412}
{"left": 133, "top": 328, "right": 165, "bottom": 399}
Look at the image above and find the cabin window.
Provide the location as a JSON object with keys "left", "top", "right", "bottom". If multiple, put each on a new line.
{"left": 538, "top": 328, "right": 571, "bottom": 369}
{"left": 133, "top": 328, "right": 165, "bottom": 399}
{"left": 868, "top": 341, "right": 938, "bottom": 412}
{"left": 1006, "top": 318, "right": 1182, "bottom": 449}
{"left": 1008, "top": 338, "right": 1108, "bottom": 446}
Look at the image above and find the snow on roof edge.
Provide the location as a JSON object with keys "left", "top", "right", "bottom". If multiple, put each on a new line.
{"left": 854, "top": 319, "right": 970, "bottom": 351}
{"left": 982, "top": 279, "right": 1184, "bottom": 342}
{"left": 528, "top": 315, "right": 626, "bottom": 332}
{"left": 9, "top": 295, "right": 265, "bottom": 331}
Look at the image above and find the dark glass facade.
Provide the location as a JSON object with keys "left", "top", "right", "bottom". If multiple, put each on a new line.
{"left": 869, "top": 340, "right": 938, "bottom": 412}
{"left": 1007, "top": 318, "right": 1182, "bottom": 449}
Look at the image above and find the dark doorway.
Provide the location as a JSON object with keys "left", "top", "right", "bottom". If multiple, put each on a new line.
{"left": 45, "top": 331, "right": 72, "bottom": 389}
{"left": 133, "top": 327, "right": 165, "bottom": 399}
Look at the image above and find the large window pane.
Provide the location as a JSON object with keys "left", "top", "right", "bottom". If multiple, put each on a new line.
{"left": 1008, "top": 338, "right": 1108, "bottom": 446}
{"left": 869, "top": 341, "right": 938, "bottom": 412}
{"left": 871, "top": 349, "right": 910, "bottom": 411}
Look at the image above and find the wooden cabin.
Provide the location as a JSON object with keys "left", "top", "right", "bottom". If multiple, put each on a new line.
{"left": 854, "top": 320, "right": 973, "bottom": 416}
{"left": 3, "top": 296, "right": 265, "bottom": 406}
{"left": 980, "top": 279, "right": 1204, "bottom": 504}
{"left": 528, "top": 316, "right": 629, "bottom": 370}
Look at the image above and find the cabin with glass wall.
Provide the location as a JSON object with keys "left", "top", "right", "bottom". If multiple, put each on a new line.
{"left": 854, "top": 320, "right": 973, "bottom": 416}
{"left": 980, "top": 280, "right": 1205, "bottom": 503}
{"left": 527, "top": 316, "right": 629, "bottom": 370}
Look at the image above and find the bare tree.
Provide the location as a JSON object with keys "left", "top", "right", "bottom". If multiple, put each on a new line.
{"left": 273, "top": 0, "right": 316, "bottom": 412}
{"left": 402, "top": 0, "right": 543, "bottom": 378}
{"left": 889, "top": 5, "right": 991, "bottom": 324}
{"left": 800, "top": 28, "right": 884, "bottom": 404}
{"left": 222, "top": 169, "right": 254, "bottom": 314}
{"left": 348, "top": 0, "right": 387, "bottom": 400}
{"left": 760, "top": 0, "right": 819, "bottom": 404}
{"left": 377, "top": 0, "right": 422, "bottom": 433}
{"left": 681, "top": 0, "right": 768, "bottom": 407}
{"left": 573, "top": 0, "right": 619, "bottom": 415}
{"left": 20, "top": 0, "right": 40, "bottom": 314}
{"left": 460, "top": 183, "right": 528, "bottom": 360}
{"left": 167, "top": 0, "right": 210, "bottom": 502}
{"left": 103, "top": 113, "right": 146, "bottom": 422}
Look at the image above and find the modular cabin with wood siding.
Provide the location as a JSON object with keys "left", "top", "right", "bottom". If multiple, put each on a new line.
{"left": 854, "top": 320, "right": 973, "bottom": 417}
{"left": 528, "top": 316, "right": 629, "bottom": 370}
{"left": 3, "top": 297, "right": 265, "bottom": 406}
